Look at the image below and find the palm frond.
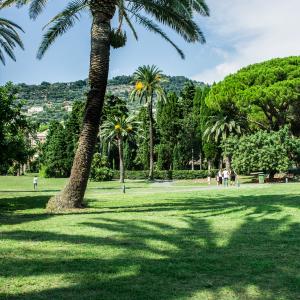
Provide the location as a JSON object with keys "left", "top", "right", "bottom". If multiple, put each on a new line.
{"left": 127, "top": 10, "right": 185, "bottom": 59}
{"left": 29, "top": 0, "right": 48, "bottom": 20}
{"left": 37, "top": 0, "right": 88, "bottom": 59}
{"left": 0, "top": 17, "right": 24, "bottom": 65}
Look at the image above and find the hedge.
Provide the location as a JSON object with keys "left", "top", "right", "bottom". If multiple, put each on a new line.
{"left": 113, "top": 169, "right": 218, "bottom": 180}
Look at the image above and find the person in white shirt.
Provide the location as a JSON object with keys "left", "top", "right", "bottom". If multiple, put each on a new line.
{"left": 223, "top": 169, "right": 229, "bottom": 187}
{"left": 33, "top": 176, "right": 38, "bottom": 191}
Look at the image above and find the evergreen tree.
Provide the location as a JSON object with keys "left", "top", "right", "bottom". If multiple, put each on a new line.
{"left": 156, "top": 92, "right": 181, "bottom": 170}
{"left": 64, "top": 101, "right": 85, "bottom": 172}
{"left": 175, "top": 82, "right": 198, "bottom": 169}
{"left": 199, "top": 86, "right": 218, "bottom": 171}
{"left": 41, "top": 121, "right": 69, "bottom": 177}
{"left": 0, "top": 84, "right": 33, "bottom": 174}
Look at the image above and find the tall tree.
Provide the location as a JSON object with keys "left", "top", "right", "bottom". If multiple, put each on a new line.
{"left": 131, "top": 65, "right": 166, "bottom": 180}
{"left": 0, "top": 83, "right": 33, "bottom": 174}
{"left": 100, "top": 115, "right": 139, "bottom": 183}
{"left": 64, "top": 100, "right": 85, "bottom": 173}
{"left": 156, "top": 92, "right": 181, "bottom": 170}
{"left": 0, "top": 17, "right": 24, "bottom": 65}
{"left": 2, "top": 0, "right": 209, "bottom": 209}
{"left": 199, "top": 86, "right": 218, "bottom": 171}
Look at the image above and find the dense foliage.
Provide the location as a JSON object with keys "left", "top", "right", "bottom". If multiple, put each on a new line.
{"left": 222, "top": 128, "right": 300, "bottom": 177}
{"left": 3, "top": 56, "right": 300, "bottom": 180}
{"left": 0, "top": 84, "right": 34, "bottom": 174}
{"left": 40, "top": 101, "right": 84, "bottom": 177}
{"left": 15, "top": 76, "right": 204, "bottom": 123}
{"left": 206, "top": 56, "right": 300, "bottom": 133}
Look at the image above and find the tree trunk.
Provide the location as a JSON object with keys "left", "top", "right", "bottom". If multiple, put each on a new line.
{"left": 118, "top": 137, "right": 125, "bottom": 183}
{"left": 148, "top": 98, "right": 154, "bottom": 180}
{"left": 225, "top": 155, "right": 231, "bottom": 171}
{"left": 208, "top": 160, "right": 212, "bottom": 175}
{"left": 47, "top": 3, "right": 115, "bottom": 211}
{"left": 191, "top": 148, "right": 194, "bottom": 170}
{"left": 199, "top": 152, "right": 202, "bottom": 170}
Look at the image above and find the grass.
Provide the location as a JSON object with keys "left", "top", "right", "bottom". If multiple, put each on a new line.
{"left": 1, "top": 176, "right": 300, "bottom": 299}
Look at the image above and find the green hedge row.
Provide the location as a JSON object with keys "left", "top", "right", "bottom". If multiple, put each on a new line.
{"left": 112, "top": 169, "right": 218, "bottom": 180}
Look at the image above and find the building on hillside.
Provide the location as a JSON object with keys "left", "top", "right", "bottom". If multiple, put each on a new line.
{"left": 27, "top": 106, "right": 44, "bottom": 115}
{"left": 30, "top": 130, "right": 48, "bottom": 147}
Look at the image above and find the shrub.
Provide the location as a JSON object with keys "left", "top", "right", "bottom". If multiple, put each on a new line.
{"left": 91, "top": 167, "right": 114, "bottom": 181}
{"left": 39, "top": 165, "right": 50, "bottom": 178}
{"left": 90, "top": 154, "right": 114, "bottom": 181}
{"left": 112, "top": 169, "right": 217, "bottom": 180}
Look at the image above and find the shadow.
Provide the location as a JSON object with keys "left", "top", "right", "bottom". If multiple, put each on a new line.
{"left": 0, "top": 190, "right": 61, "bottom": 193}
{"left": 0, "top": 195, "right": 51, "bottom": 225}
{"left": 1, "top": 192, "right": 300, "bottom": 299}
{"left": 82, "top": 193, "right": 300, "bottom": 217}
{"left": 0, "top": 195, "right": 50, "bottom": 212}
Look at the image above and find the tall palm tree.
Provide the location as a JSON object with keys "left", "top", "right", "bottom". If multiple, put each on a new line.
{"left": 130, "top": 65, "right": 166, "bottom": 180}
{"left": 0, "top": 17, "right": 24, "bottom": 65}
{"left": 2, "top": 0, "right": 209, "bottom": 209}
{"left": 100, "top": 115, "right": 139, "bottom": 183}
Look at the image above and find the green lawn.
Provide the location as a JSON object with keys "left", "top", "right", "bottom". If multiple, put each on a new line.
{"left": 1, "top": 176, "right": 300, "bottom": 299}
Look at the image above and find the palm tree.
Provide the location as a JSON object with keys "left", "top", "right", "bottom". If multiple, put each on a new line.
{"left": 2, "top": 0, "right": 209, "bottom": 209}
{"left": 0, "top": 17, "right": 24, "bottom": 65}
{"left": 130, "top": 65, "right": 166, "bottom": 180}
{"left": 203, "top": 115, "right": 245, "bottom": 170}
{"left": 203, "top": 115, "right": 243, "bottom": 143}
{"left": 101, "top": 115, "right": 139, "bottom": 183}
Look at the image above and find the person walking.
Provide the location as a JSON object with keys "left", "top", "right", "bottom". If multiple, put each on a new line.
{"left": 217, "top": 169, "right": 223, "bottom": 186}
{"left": 33, "top": 176, "right": 38, "bottom": 191}
{"left": 230, "top": 169, "right": 237, "bottom": 186}
{"left": 223, "top": 169, "right": 229, "bottom": 187}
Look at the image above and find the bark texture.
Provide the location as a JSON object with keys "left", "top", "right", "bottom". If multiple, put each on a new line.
{"left": 118, "top": 137, "right": 125, "bottom": 183}
{"left": 148, "top": 99, "right": 154, "bottom": 181}
{"left": 225, "top": 155, "right": 231, "bottom": 171}
{"left": 47, "top": 1, "right": 116, "bottom": 211}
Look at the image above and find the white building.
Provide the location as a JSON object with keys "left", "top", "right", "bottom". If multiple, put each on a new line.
{"left": 27, "top": 106, "right": 44, "bottom": 115}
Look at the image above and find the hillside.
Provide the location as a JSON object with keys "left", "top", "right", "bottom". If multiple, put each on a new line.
{"left": 15, "top": 75, "right": 204, "bottom": 123}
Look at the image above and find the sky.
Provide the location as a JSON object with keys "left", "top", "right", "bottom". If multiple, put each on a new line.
{"left": 1, "top": 0, "right": 300, "bottom": 85}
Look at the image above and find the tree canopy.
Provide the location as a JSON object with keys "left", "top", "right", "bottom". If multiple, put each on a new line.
{"left": 206, "top": 56, "right": 300, "bottom": 133}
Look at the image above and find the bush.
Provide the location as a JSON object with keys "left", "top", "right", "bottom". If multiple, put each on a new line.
{"left": 90, "top": 154, "right": 114, "bottom": 181}
{"left": 39, "top": 165, "right": 50, "bottom": 178}
{"left": 112, "top": 169, "right": 217, "bottom": 180}
{"left": 91, "top": 167, "right": 114, "bottom": 181}
{"left": 172, "top": 169, "right": 218, "bottom": 180}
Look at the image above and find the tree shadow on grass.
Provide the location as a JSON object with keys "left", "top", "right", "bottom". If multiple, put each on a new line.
{"left": 0, "top": 195, "right": 51, "bottom": 225}
{"left": 84, "top": 193, "right": 300, "bottom": 217}
{"left": 1, "top": 193, "right": 300, "bottom": 299}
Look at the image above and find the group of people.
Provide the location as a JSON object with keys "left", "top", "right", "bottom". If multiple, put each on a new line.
{"left": 216, "top": 169, "right": 237, "bottom": 187}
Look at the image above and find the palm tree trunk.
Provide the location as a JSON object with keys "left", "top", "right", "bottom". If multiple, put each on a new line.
{"left": 47, "top": 3, "right": 115, "bottom": 210}
{"left": 118, "top": 137, "right": 125, "bottom": 183}
{"left": 148, "top": 98, "right": 154, "bottom": 180}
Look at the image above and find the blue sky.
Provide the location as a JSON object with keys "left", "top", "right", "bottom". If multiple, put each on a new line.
{"left": 1, "top": 0, "right": 299, "bottom": 85}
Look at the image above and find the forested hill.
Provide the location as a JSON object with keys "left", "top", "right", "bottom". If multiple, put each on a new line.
{"left": 15, "top": 75, "right": 205, "bottom": 123}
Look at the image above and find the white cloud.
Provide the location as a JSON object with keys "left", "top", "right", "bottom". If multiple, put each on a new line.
{"left": 193, "top": 0, "right": 300, "bottom": 83}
